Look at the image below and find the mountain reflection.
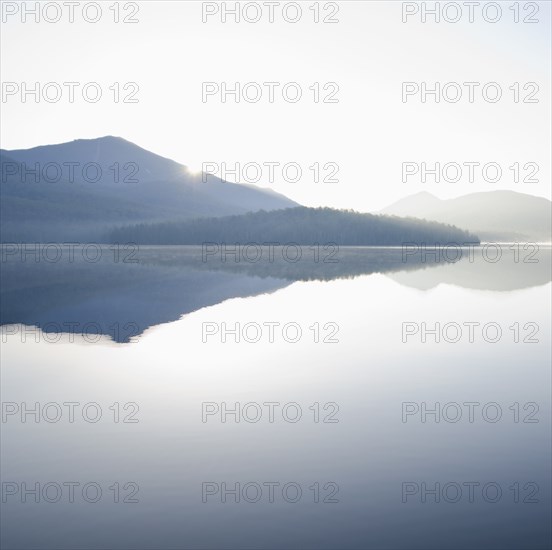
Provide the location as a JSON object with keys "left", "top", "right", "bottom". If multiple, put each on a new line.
{"left": 1, "top": 245, "right": 549, "bottom": 343}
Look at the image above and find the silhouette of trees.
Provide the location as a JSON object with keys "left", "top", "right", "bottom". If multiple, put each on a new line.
{"left": 108, "top": 207, "right": 479, "bottom": 245}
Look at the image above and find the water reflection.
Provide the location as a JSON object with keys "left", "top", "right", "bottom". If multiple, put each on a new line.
{"left": 1, "top": 246, "right": 550, "bottom": 342}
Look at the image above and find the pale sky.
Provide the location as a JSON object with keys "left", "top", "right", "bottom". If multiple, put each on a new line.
{"left": 1, "top": 0, "right": 550, "bottom": 211}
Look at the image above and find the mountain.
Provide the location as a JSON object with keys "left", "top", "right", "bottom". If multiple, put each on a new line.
{"left": 0, "top": 136, "right": 298, "bottom": 241}
{"left": 381, "top": 191, "right": 551, "bottom": 242}
{"left": 108, "top": 206, "right": 479, "bottom": 246}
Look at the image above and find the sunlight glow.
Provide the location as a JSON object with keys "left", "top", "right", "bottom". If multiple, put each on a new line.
{"left": 185, "top": 164, "right": 203, "bottom": 176}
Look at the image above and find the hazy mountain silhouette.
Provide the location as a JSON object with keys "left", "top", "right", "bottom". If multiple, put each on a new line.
{"left": 381, "top": 191, "right": 551, "bottom": 242}
{"left": 3, "top": 138, "right": 549, "bottom": 245}
{"left": 2, "top": 245, "right": 548, "bottom": 343}
{"left": 0, "top": 137, "right": 298, "bottom": 241}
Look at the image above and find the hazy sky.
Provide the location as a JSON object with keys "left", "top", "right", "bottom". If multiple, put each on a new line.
{"left": 1, "top": 0, "right": 550, "bottom": 210}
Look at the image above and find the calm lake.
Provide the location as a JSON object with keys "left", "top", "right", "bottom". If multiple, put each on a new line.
{"left": 1, "top": 245, "right": 551, "bottom": 549}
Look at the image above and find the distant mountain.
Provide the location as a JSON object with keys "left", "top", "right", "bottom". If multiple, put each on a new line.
{"left": 0, "top": 136, "right": 298, "bottom": 241}
{"left": 381, "top": 191, "right": 551, "bottom": 242}
{"left": 108, "top": 206, "right": 479, "bottom": 246}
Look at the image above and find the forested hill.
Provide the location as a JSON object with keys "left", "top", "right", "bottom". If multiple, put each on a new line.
{"left": 0, "top": 137, "right": 298, "bottom": 242}
{"left": 108, "top": 207, "right": 480, "bottom": 245}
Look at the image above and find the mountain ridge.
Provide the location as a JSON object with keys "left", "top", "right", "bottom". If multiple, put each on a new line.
{"left": 1, "top": 136, "right": 299, "bottom": 241}
{"left": 381, "top": 190, "right": 551, "bottom": 241}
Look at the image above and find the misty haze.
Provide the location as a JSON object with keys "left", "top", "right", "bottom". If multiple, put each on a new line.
{"left": 1, "top": 2, "right": 550, "bottom": 550}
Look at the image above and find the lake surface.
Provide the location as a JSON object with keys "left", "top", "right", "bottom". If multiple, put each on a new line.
{"left": 1, "top": 245, "right": 550, "bottom": 549}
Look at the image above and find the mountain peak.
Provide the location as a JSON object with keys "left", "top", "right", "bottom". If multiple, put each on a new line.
{"left": 380, "top": 191, "right": 440, "bottom": 215}
{"left": 410, "top": 191, "right": 439, "bottom": 201}
{"left": 76, "top": 135, "right": 130, "bottom": 144}
{"left": 1, "top": 136, "right": 300, "bottom": 241}
{"left": 382, "top": 189, "right": 551, "bottom": 242}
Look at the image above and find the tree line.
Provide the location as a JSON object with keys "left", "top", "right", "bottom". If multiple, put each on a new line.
{"left": 107, "top": 207, "right": 479, "bottom": 246}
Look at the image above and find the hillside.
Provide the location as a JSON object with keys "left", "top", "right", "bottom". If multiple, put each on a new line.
{"left": 381, "top": 191, "right": 551, "bottom": 242}
{"left": 108, "top": 207, "right": 479, "bottom": 246}
{"left": 0, "top": 137, "right": 298, "bottom": 241}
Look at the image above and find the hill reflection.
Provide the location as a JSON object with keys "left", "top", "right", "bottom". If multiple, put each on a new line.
{"left": 1, "top": 245, "right": 549, "bottom": 342}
